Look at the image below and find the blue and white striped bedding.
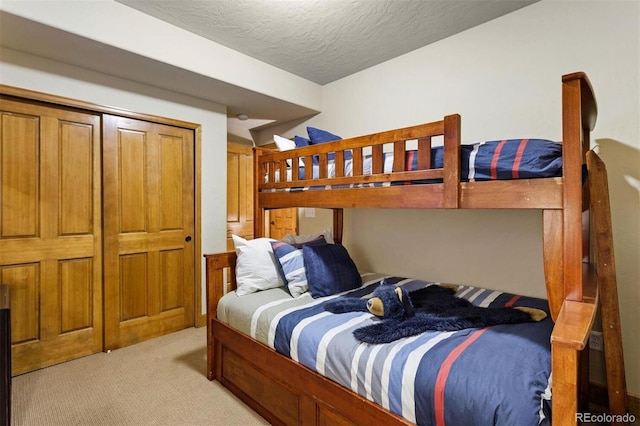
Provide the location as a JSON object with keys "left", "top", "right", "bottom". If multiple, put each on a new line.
{"left": 218, "top": 273, "right": 553, "bottom": 425}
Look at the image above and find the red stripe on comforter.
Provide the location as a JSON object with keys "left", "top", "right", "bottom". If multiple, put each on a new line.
{"left": 512, "top": 138, "right": 529, "bottom": 179}
{"left": 504, "top": 294, "right": 521, "bottom": 308}
{"left": 490, "top": 140, "right": 507, "bottom": 180}
{"left": 434, "top": 329, "right": 489, "bottom": 426}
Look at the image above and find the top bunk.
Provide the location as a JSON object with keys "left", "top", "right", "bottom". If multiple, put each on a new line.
{"left": 254, "top": 72, "right": 597, "bottom": 211}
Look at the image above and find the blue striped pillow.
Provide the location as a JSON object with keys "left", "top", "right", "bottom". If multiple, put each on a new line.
{"left": 271, "top": 237, "right": 327, "bottom": 297}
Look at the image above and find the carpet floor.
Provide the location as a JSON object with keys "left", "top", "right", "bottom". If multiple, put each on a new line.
{"left": 11, "top": 327, "right": 269, "bottom": 425}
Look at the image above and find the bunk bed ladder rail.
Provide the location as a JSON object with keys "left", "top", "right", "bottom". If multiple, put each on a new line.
{"left": 550, "top": 150, "right": 628, "bottom": 424}
{"left": 587, "top": 150, "right": 628, "bottom": 420}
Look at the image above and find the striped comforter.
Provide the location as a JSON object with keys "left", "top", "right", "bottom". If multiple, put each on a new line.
{"left": 218, "top": 274, "right": 553, "bottom": 426}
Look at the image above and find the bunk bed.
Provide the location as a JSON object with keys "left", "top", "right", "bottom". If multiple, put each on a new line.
{"left": 205, "top": 72, "right": 627, "bottom": 425}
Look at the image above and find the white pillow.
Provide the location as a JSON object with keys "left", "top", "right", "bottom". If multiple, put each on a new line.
{"left": 274, "top": 135, "right": 304, "bottom": 168}
{"left": 273, "top": 134, "right": 296, "bottom": 151}
{"left": 281, "top": 228, "right": 334, "bottom": 245}
{"left": 232, "top": 235, "right": 284, "bottom": 295}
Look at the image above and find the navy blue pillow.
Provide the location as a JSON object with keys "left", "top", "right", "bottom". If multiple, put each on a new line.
{"left": 307, "top": 126, "right": 352, "bottom": 163}
{"left": 307, "top": 127, "right": 341, "bottom": 144}
{"left": 292, "top": 135, "right": 311, "bottom": 177}
{"left": 294, "top": 135, "right": 310, "bottom": 147}
{"left": 303, "top": 244, "right": 361, "bottom": 298}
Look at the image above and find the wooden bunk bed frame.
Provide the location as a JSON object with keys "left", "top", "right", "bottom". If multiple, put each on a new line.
{"left": 205, "top": 72, "right": 627, "bottom": 425}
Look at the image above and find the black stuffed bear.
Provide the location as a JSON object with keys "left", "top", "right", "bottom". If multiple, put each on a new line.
{"left": 324, "top": 280, "right": 547, "bottom": 344}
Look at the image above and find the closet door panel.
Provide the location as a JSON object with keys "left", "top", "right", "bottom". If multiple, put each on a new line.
{"left": 118, "top": 129, "right": 147, "bottom": 233}
{"left": 119, "top": 253, "right": 148, "bottom": 321}
{"left": 103, "top": 115, "right": 194, "bottom": 350}
{"left": 0, "top": 264, "right": 39, "bottom": 343}
{"left": 59, "top": 258, "right": 94, "bottom": 332}
{"left": 1, "top": 113, "right": 38, "bottom": 237}
{"left": 159, "top": 135, "right": 184, "bottom": 229}
{"left": 0, "top": 99, "right": 102, "bottom": 375}
{"left": 159, "top": 249, "right": 183, "bottom": 311}
{"left": 59, "top": 123, "right": 94, "bottom": 235}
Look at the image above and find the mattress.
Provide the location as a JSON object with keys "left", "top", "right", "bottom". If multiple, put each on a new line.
{"left": 263, "top": 139, "right": 563, "bottom": 192}
{"left": 217, "top": 273, "right": 553, "bottom": 425}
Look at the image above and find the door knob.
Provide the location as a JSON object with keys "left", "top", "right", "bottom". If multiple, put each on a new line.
{"left": 270, "top": 221, "right": 275, "bottom": 225}
{"left": 185, "top": 235, "right": 192, "bottom": 242}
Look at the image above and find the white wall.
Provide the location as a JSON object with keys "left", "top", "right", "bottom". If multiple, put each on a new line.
{"left": 283, "top": 0, "right": 640, "bottom": 396}
{"left": 0, "top": 47, "right": 228, "bottom": 315}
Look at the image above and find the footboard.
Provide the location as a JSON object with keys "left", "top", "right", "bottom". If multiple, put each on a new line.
{"left": 204, "top": 251, "right": 411, "bottom": 425}
{"left": 204, "top": 251, "right": 236, "bottom": 380}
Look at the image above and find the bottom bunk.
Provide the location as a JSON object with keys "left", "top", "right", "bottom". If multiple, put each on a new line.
{"left": 213, "top": 272, "right": 553, "bottom": 425}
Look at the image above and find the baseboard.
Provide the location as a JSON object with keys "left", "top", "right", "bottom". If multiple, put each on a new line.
{"left": 196, "top": 312, "right": 206, "bottom": 328}
{"left": 590, "top": 381, "right": 639, "bottom": 418}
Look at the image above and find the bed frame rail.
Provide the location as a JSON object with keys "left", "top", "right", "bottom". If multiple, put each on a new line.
{"left": 255, "top": 115, "right": 461, "bottom": 210}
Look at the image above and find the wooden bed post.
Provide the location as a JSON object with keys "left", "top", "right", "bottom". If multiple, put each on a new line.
{"left": 443, "top": 114, "right": 461, "bottom": 208}
{"left": 204, "top": 251, "right": 237, "bottom": 381}
{"left": 333, "top": 208, "right": 343, "bottom": 244}
{"left": 562, "top": 74, "right": 588, "bottom": 302}
{"left": 561, "top": 72, "right": 597, "bottom": 304}
{"left": 253, "top": 147, "right": 266, "bottom": 238}
{"left": 550, "top": 72, "right": 601, "bottom": 425}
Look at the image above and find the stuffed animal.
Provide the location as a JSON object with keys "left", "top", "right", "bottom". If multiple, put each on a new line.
{"left": 324, "top": 280, "right": 547, "bottom": 344}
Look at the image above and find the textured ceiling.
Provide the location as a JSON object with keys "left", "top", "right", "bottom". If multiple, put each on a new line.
{"left": 116, "top": 0, "right": 538, "bottom": 85}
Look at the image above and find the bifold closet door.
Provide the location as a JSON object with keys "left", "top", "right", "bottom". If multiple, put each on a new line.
{"left": 0, "top": 99, "right": 103, "bottom": 375}
{"left": 102, "top": 115, "right": 195, "bottom": 350}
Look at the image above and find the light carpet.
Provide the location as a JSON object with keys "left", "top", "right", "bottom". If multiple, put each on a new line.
{"left": 12, "top": 327, "right": 268, "bottom": 425}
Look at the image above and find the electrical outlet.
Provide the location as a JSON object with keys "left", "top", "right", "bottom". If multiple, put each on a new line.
{"left": 589, "top": 330, "right": 604, "bottom": 351}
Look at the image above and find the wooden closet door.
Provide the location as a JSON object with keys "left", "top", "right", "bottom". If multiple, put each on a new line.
{"left": 269, "top": 208, "right": 298, "bottom": 240}
{"left": 226, "top": 143, "right": 254, "bottom": 250}
{"left": 0, "top": 99, "right": 102, "bottom": 375}
{"left": 103, "top": 115, "right": 195, "bottom": 350}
